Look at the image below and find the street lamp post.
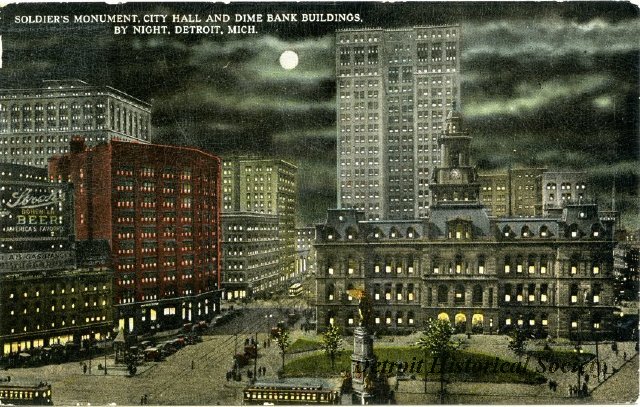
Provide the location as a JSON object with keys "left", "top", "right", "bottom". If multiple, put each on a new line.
{"left": 253, "top": 332, "right": 258, "bottom": 383}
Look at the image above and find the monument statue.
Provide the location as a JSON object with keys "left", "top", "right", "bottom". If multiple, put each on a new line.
{"left": 347, "top": 288, "right": 374, "bottom": 332}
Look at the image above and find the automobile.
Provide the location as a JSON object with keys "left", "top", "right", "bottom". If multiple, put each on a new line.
{"left": 144, "top": 347, "right": 163, "bottom": 362}
{"left": 157, "top": 342, "right": 177, "bottom": 357}
{"left": 171, "top": 337, "right": 186, "bottom": 349}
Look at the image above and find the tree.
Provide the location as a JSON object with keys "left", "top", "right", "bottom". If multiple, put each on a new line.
{"left": 322, "top": 324, "right": 343, "bottom": 369}
{"left": 416, "top": 319, "right": 455, "bottom": 404}
{"left": 508, "top": 327, "right": 529, "bottom": 362}
{"left": 274, "top": 327, "right": 291, "bottom": 376}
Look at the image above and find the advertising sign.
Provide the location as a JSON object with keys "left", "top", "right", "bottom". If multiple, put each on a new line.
{"left": 0, "top": 183, "right": 71, "bottom": 239}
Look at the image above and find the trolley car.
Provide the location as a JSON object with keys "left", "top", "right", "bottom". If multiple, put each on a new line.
{"left": 0, "top": 380, "right": 52, "bottom": 405}
{"left": 288, "top": 283, "right": 303, "bottom": 297}
{"left": 243, "top": 380, "right": 339, "bottom": 405}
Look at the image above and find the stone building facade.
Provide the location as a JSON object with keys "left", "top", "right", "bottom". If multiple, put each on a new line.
{"left": 315, "top": 110, "right": 616, "bottom": 339}
{"left": 0, "top": 80, "right": 150, "bottom": 168}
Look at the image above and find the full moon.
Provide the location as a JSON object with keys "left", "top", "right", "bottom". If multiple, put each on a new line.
{"left": 279, "top": 50, "right": 299, "bottom": 70}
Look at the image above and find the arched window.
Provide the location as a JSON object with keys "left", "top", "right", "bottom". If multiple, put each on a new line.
{"left": 406, "top": 227, "right": 418, "bottom": 238}
{"left": 569, "top": 284, "right": 579, "bottom": 304}
{"left": 437, "top": 285, "right": 448, "bottom": 303}
{"left": 503, "top": 284, "right": 512, "bottom": 303}
{"left": 516, "top": 255, "right": 524, "bottom": 273}
{"left": 407, "top": 311, "right": 415, "bottom": 325}
{"left": 528, "top": 255, "right": 537, "bottom": 274}
{"left": 502, "top": 225, "right": 514, "bottom": 238}
{"left": 539, "top": 225, "right": 551, "bottom": 238}
{"left": 454, "top": 284, "right": 465, "bottom": 304}
{"left": 389, "top": 227, "right": 401, "bottom": 238}
{"left": 407, "top": 284, "right": 415, "bottom": 301}
{"left": 384, "top": 284, "right": 392, "bottom": 301}
{"left": 395, "top": 283, "right": 403, "bottom": 301}
{"left": 567, "top": 224, "right": 580, "bottom": 239}
{"left": 540, "top": 255, "right": 548, "bottom": 274}
{"left": 521, "top": 225, "right": 531, "bottom": 238}
{"left": 472, "top": 285, "right": 483, "bottom": 305}
{"left": 326, "top": 284, "right": 335, "bottom": 301}
{"left": 477, "top": 255, "right": 485, "bottom": 274}
{"left": 504, "top": 255, "right": 512, "bottom": 273}
{"left": 345, "top": 226, "right": 358, "bottom": 240}
{"left": 371, "top": 228, "right": 384, "bottom": 239}
{"left": 591, "top": 223, "right": 604, "bottom": 238}
{"left": 454, "top": 254, "right": 464, "bottom": 274}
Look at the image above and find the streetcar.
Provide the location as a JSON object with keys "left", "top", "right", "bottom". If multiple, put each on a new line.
{"left": 243, "top": 380, "right": 339, "bottom": 405}
{"left": 288, "top": 282, "right": 303, "bottom": 297}
{"left": 0, "top": 381, "right": 52, "bottom": 405}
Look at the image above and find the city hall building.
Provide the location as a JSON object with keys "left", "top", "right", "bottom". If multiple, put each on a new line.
{"left": 48, "top": 139, "right": 222, "bottom": 335}
{"left": 0, "top": 163, "right": 113, "bottom": 355}
{"left": 315, "top": 111, "right": 617, "bottom": 339}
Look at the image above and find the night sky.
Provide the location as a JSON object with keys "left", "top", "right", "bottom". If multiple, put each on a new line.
{"left": 1, "top": 2, "right": 638, "bottom": 228}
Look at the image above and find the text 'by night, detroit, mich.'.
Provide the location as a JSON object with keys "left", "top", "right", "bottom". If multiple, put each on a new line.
{"left": 13, "top": 13, "right": 362, "bottom": 35}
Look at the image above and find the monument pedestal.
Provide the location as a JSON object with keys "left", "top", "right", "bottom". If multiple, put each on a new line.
{"left": 350, "top": 326, "right": 377, "bottom": 405}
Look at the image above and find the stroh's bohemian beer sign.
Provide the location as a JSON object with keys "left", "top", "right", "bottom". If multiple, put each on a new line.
{"left": 0, "top": 184, "right": 70, "bottom": 238}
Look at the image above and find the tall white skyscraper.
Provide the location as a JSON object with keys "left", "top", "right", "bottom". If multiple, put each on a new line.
{"left": 336, "top": 26, "right": 461, "bottom": 220}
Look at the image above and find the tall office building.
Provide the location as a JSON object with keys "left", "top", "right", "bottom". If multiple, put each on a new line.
{"left": 336, "top": 26, "right": 461, "bottom": 220}
{"left": 0, "top": 79, "right": 151, "bottom": 167}
{"left": 542, "top": 171, "right": 589, "bottom": 216}
{"left": 222, "top": 212, "right": 280, "bottom": 300}
{"left": 221, "top": 157, "right": 298, "bottom": 295}
{"left": 49, "top": 139, "right": 222, "bottom": 334}
{"left": 478, "top": 168, "right": 547, "bottom": 218}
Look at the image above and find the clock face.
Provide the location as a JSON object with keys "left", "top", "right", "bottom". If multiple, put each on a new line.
{"left": 451, "top": 169, "right": 461, "bottom": 179}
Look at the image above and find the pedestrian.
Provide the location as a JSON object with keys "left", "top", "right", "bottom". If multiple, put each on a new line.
{"left": 568, "top": 385, "right": 573, "bottom": 397}
{"left": 191, "top": 360, "right": 195, "bottom": 370}
{"left": 83, "top": 363, "right": 87, "bottom": 374}
{"left": 603, "top": 362, "right": 608, "bottom": 378}
{"left": 144, "top": 394, "right": 148, "bottom": 405}
{"left": 582, "top": 382, "right": 588, "bottom": 397}
{"left": 140, "top": 396, "right": 144, "bottom": 405}
{"left": 624, "top": 351, "right": 627, "bottom": 361}
{"left": 263, "top": 340, "right": 267, "bottom": 349}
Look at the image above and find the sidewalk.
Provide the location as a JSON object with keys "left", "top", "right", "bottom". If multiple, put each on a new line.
{"left": 590, "top": 353, "right": 639, "bottom": 404}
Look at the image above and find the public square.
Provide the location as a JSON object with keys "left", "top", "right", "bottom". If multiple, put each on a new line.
{"left": 5, "top": 296, "right": 638, "bottom": 406}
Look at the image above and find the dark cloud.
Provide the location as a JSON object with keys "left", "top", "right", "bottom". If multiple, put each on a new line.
{"left": 0, "top": 2, "right": 637, "bottom": 227}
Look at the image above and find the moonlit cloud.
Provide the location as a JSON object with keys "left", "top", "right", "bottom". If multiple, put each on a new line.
{"left": 0, "top": 2, "right": 637, "bottom": 226}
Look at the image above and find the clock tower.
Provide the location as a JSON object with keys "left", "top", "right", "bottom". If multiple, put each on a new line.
{"left": 430, "top": 104, "right": 480, "bottom": 206}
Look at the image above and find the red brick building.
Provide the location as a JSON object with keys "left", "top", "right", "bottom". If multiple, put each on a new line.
{"left": 49, "top": 139, "right": 222, "bottom": 334}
